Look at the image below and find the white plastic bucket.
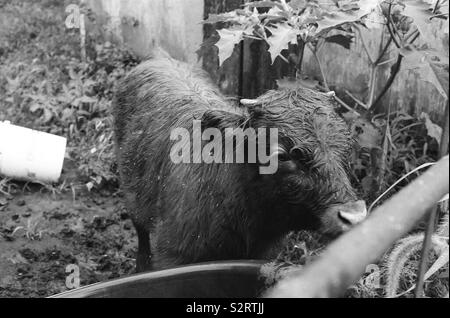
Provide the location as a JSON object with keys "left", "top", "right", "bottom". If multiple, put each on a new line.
{"left": 0, "top": 121, "right": 67, "bottom": 183}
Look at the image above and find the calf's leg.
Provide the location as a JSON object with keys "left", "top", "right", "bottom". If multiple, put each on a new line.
{"left": 134, "top": 222, "right": 152, "bottom": 273}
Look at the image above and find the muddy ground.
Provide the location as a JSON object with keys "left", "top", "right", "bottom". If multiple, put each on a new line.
{"left": 0, "top": 178, "right": 137, "bottom": 298}
{"left": 0, "top": 0, "right": 140, "bottom": 298}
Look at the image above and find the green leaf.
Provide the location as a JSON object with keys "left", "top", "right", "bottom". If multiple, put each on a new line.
{"left": 325, "top": 34, "right": 354, "bottom": 49}
{"left": 402, "top": 47, "right": 449, "bottom": 99}
{"left": 204, "top": 12, "right": 242, "bottom": 25}
{"left": 289, "top": 0, "right": 307, "bottom": 11}
{"left": 420, "top": 112, "right": 443, "bottom": 144}
{"left": 266, "top": 23, "right": 300, "bottom": 63}
{"left": 29, "top": 103, "right": 43, "bottom": 112}
{"left": 215, "top": 29, "right": 244, "bottom": 66}
{"left": 61, "top": 108, "right": 75, "bottom": 122}
{"left": 316, "top": 0, "right": 382, "bottom": 34}
{"left": 363, "top": 5, "right": 386, "bottom": 29}
{"left": 246, "top": 1, "right": 284, "bottom": 9}
{"left": 204, "top": 6, "right": 261, "bottom": 25}
{"left": 428, "top": 61, "right": 449, "bottom": 99}
{"left": 42, "top": 108, "right": 53, "bottom": 124}
{"left": 338, "top": 0, "right": 361, "bottom": 12}
{"left": 402, "top": 0, "right": 435, "bottom": 41}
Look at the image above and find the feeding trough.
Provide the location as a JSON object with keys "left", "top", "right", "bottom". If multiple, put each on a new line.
{"left": 50, "top": 261, "right": 267, "bottom": 298}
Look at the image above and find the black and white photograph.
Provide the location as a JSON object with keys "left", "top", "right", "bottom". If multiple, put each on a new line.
{"left": 0, "top": 0, "right": 448, "bottom": 302}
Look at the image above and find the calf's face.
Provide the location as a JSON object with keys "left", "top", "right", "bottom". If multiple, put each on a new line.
{"left": 248, "top": 89, "right": 367, "bottom": 238}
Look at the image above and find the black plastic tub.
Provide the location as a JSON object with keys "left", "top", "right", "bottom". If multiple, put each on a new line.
{"left": 50, "top": 261, "right": 267, "bottom": 298}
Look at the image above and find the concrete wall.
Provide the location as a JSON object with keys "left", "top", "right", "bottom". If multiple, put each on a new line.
{"left": 87, "top": 0, "right": 204, "bottom": 64}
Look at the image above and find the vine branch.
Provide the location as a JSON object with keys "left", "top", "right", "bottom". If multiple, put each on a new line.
{"left": 370, "top": 28, "right": 420, "bottom": 112}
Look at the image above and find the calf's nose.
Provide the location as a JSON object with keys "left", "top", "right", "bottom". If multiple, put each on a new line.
{"left": 337, "top": 200, "right": 367, "bottom": 226}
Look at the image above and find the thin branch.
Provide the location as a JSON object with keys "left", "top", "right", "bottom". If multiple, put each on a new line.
{"left": 315, "top": 37, "right": 326, "bottom": 52}
{"left": 289, "top": 38, "right": 306, "bottom": 78}
{"left": 387, "top": 21, "right": 401, "bottom": 48}
{"left": 392, "top": 122, "right": 423, "bottom": 137}
{"left": 387, "top": 3, "right": 402, "bottom": 48}
{"left": 242, "top": 34, "right": 264, "bottom": 41}
{"left": 306, "top": 43, "right": 360, "bottom": 116}
{"left": 355, "top": 25, "right": 375, "bottom": 64}
{"left": 370, "top": 54, "right": 403, "bottom": 112}
{"left": 389, "top": 15, "right": 402, "bottom": 42}
{"left": 370, "top": 32, "right": 420, "bottom": 112}
{"left": 439, "top": 101, "right": 450, "bottom": 157}
{"left": 414, "top": 206, "right": 439, "bottom": 298}
{"left": 433, "top": 0, "right": 442, "bottom": 14}
{"left": 296, "top": 39, "right": 305, "bottom": 76}
{"left": 367, "top": 66, "right": 378, "bottom": 108}
{"left": 374, "top": 37, "right": 393, "bottom": 66}
{"left": 431, "top": 13, "right": 450, "bottom": 19}
{"left": 255, "top": 26, "right": 268, "bottom": 41}
{"left": 368, "top": 162, "right": 436, "bottom": 213}
{"left": 335, "top": 96, "right": 361, "bottom": 116}
{"left": 377, "top": 57, "right": 397, "bottom": 67}
{"left": 404, "top": 29, "right": 420, "bottom": 44}
{"left": 307, "top": 43, "right": 329, "bottom": 91}
{"left": 277, "top": 54, "right": 289, "bottom": 64}
{"left": 345, "top": 89, "right": 368, "bottom": 109}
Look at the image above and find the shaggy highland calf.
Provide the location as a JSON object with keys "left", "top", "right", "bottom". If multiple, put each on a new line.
{"left": 113, "top": 56, "right": 367, "bottom": 272}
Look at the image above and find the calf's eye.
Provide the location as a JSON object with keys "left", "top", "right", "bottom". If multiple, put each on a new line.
{"left": 290, "top": 147, "right": 314, "bottom": 168}
{"left": 278, "top": 152, "right": 291, "bottom": 162}
{"left": 290, "top": 147, "right": 306, "bottom": 161}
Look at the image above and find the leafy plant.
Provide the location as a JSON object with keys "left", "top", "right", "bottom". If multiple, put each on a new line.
{"left": 0, "top": 0, "right": 139, "bottom": 191}
{"left": 383, "top": 215, "right": 449, "bottom": 298}
{"left": 203, "top": 0, "right": 448, "bottom": 112}
{"left": 205, "top": 0, "right": 379, "bottom": 67}
{"left": 204, "top": 0, "right": 448, "bottom": 96}
{"left": 203, "top": 0, "right": 449, "bottom": 299}
{"left": 348, "top": 110, "right": 442, "bottom": 202}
